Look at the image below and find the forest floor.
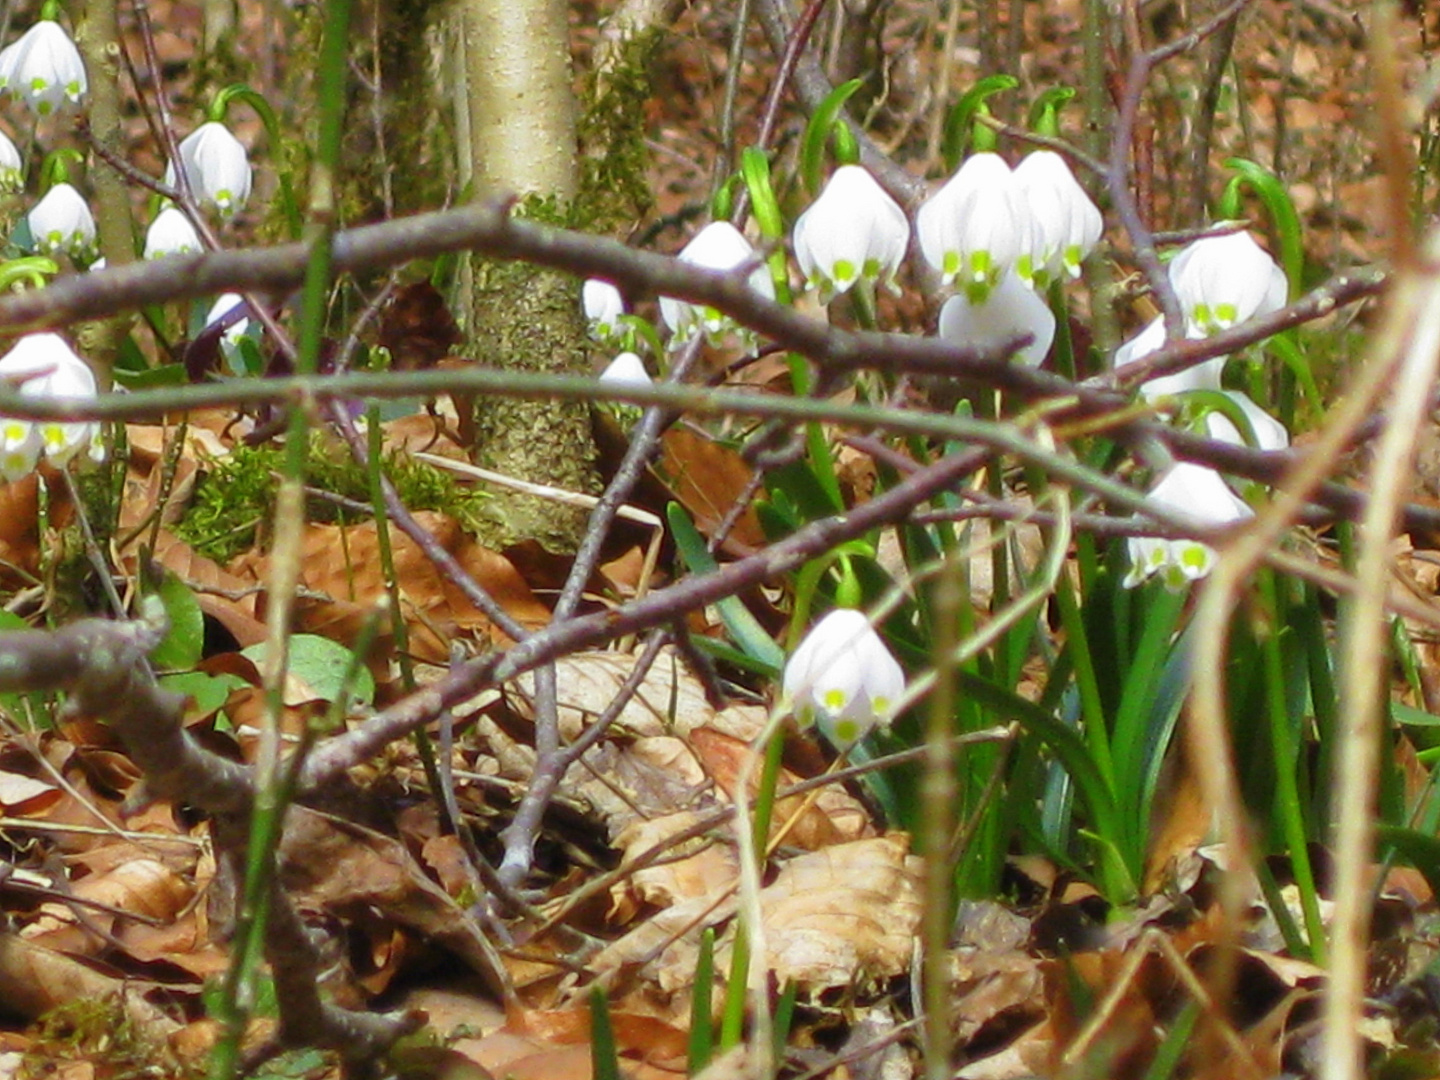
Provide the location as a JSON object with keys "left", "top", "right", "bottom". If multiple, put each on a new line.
{"left": 0, "top": 1, "right": 1437, "bottom": 1079}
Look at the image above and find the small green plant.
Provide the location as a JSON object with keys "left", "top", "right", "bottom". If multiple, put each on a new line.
{"left": 175, "top": 437, "right": 489, "bottom": 563}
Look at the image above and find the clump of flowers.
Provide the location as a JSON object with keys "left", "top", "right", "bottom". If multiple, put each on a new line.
{"left": 0, "top": 333, "right": 103, "bottom": 481}
{"left": 783, "top": 608, "right": 906, "bottom": 749}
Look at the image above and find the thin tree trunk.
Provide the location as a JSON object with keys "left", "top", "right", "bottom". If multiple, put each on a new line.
{"left": 453, "top": 0, "right": 598, "bottom": 552}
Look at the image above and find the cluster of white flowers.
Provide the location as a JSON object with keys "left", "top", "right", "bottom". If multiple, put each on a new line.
{"left": 0, "top": 14, "right": 263, "bottom": 482}
{"left": 581, "top": 151, "right": 1101, "bottom": 385}
{"left": 1113, "top": 231, "right": 1289, "bottom": 589}
{"left": 782, "top": 608, "right": 906, "bottom": 749}
{"left": 0, "top": 333, "right": 103, "bottom": 481}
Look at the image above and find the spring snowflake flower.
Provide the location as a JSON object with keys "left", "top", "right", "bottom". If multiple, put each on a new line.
{"left": 27, "top": 182, "right": 95, "bottom": 262}
{"left": 598, "top": 351, "right": 652, "bottom": 388}
{"left": 0, "top": 20, "right": 86, "bottom": 117}
{"left": 916, "top": 152, "right": 1032, "bottom": 296}
{"left": 165, "top": 122, "right": 252, "bottom": 216}
{"left": 143, "top": 206, "right": 203, "bottom": 259}
{"left": 583, "top": 279, "right": 626, "bottom": 344}
{"left": 0, "top": 333, "right": 102, "bottom": 481}
{"left": 1124, "top": 462, "right": 1254, "bottom": 590}
{"left": 1113, "top": 316, "right": 1223, "bottom": 399}
{"left": 938, "top": 273, "right": 1056, "bottom": 368}
{"left": 0, "top": 129, "right": 22, "bottom": 192}
{"left": 1013, "top": 150, "right": 1103, "bottom": 285}
{"left": 792, "top": 165, "right": 909, "bottom": 300}
{"left": 783, "top": 608, "right": 906, "bottom": 749}
{"left": 658, "top": 222, "right": 775, "bottom": 348}
{"left": 1168, "top": 231, "right": 1287, "bottom": 335}
{"left": 205, "top": 294, "right": 257, "bottom": 374}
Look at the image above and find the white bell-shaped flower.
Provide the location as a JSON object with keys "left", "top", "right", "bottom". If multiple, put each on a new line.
{"left": 0, "top": 333, "right": 102, "bottom": 480}
{"left": 598, "top": 351, "right": 652, "bottom": 388}
{"left": 205, "top": 293, "right": 257, "bottom": 374}
{"left": 0, "top": 20, "right": 86, "bottom": 117}
{"left": 1113, "top": 316, "right": 1224, "bottom": 399}
{"left": 938, "top": 272, "right": 1055, "bottom": 368}
{"left": 783, "top": 608, "right": 906, "bottom": 748}
{"left": 793, "top": 165, "right": 909, "bottom": 300}
{"left": 27, "top": 183, "right": 95, "bottom": 262}
{"left": 165, "top": 122, "right": 252, "bottom": 217}
{"left": 143, "top": 206, "right": 203, "bottom": 259}
{"left": 583, "top": 279, "right": 626, "bottom": 344}
{"left": 1168, "top": 231, "right": 1287, "bottom": 335}
{"left": 0, "top": 129, "right": 22, "bottom": 192}
{"left": 1124, "top": 462, "right": 1253, "bottom": 590}
{"left": 658, "top": 221, "right": 775, "bottom": 348}
{"left": 1013, "top": 150, "right": 1103, "bottom": 285}
{"left": 1202, "top": 391, "right": 1290, "bottom": 452}
{"left": 916, "top": 152, "right": 1032, "bottom": 295}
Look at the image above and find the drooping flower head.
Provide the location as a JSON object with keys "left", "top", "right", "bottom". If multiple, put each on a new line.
{"left": 143, "top": 206, "right": 203, "bottom": 259}
{"left": 1124, "top": 462, "right": 1253, "bottom": 590}
{"left": 598, "top": 351, "right": 652, "bottom": 388}
{"left": 0, "top": 20, "right": 86, "bottom": 117}
{"left": 165, "top": 122, "right": 252, "bottom": 217}
{"left": 27, "top": 182, "right": 95, "bottom": 262}
{"left": 1168, "top": 231, "right": 1287, "bottom": 335}
{"left": 0, "top": 129, "right": 22, "bottom": 192}
{"left": 205, "top": 294, "right": 258, "bottom": 375}
{"left": 916, "top": 152, "right": 1032, "bottom": 298}
{"left": 793, "top": 165, "right": 909, "bottom": 300}
{"left": 1113, "top": 316, "right": 1223, "bottom": 400}
{"left": 583, "top": 279, "right": 626, "bottom": 345}
{"left": 783, "top": 608, "right": 906, "bottom": 748}
{"left": 0, "top": 333, "right": 102, "bottom": 480}
{"left": 938, "top": 273, "right": 1055, "bottom": 368}
{"left": 658, "top": 221, "right": 775, "bottom": 349}
{"left": 1013, "top": 150, "right": 1103, "bottom": 286}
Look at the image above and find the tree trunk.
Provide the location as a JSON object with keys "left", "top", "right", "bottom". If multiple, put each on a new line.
{"left": 453, "top": 0, "right": 598, "bottom": 553}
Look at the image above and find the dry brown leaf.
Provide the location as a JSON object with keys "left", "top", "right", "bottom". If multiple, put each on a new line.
{"left": 751, "top": 834, "right": 921, "bottom": 992}
{"left": 278, "top": 806, "right": 507, "bottom": 997}
{"left": 612, "top": 811, "right": 738, "bottom": 911}
{"left": 656, "top": 426, "right": 764, "bottom": 552}
{"left": 0, "top": 933, "right": 179, "bottom": 1037}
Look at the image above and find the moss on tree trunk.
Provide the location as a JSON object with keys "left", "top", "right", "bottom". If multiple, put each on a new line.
{"left": 467, "top": 258, "right": 597, "bottom": 551}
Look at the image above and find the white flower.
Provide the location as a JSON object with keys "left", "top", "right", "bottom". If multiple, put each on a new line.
{"left": 165, "top": 122, "right": 252, "bottom": 216}
{"left": 205, "top": 293, "right": 256, "bottom": 374}
{"left": 1124, "top": 462, "right": 1253, "bottom": 590}
{"left": 0, "top": 20, "right": 86, "bottom": 117}
{"left": 793, "top": 165, "right": 909, "bottom": 299}
{"left": 1202, "top": 391, "right": 1290, "bottom": 451}
{"left": 916, "top": 152, "right": 1032, "bottom": 295}
{"left": 938, "top": 273, "right": 1055, "bottom": 368}
{"left": 1113, "top": 316, "right": 1224, "bottom": 399}
{"left": 1168, "top": 231, "right": 1287, "bottom": 335}
{"left": 0, "top": 333, "right": 102, "bottom": 480}
{"left": 1013, "top": 150, "right": 1103, "bottom": 285}
{"left": 143, "top": 206, "right": 203, "bottom": 259}
{"left": 658, "top": 221, "right": 775, "bottom": 348}
{"left": 0, "top": 129, "right": 22, "bottom": 192}
{"left": 27, "top": 183, "right": 95, "bottom": 262}
{"left": 583, "top": 279, "right": 626, "bottom": 343}
{"left": 783, "top": 608, "right": 905, "bottom": 748}
{"left": 598, "top": 351, "right": 652, "bottom": 387}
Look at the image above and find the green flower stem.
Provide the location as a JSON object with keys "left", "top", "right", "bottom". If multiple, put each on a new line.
{"left": 1258, "top": 569, "right": 1324, "bottom": 963}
